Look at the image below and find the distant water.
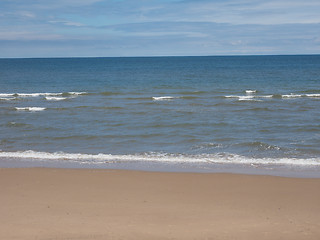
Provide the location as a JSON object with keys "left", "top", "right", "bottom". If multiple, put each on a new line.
{"left": 1, "top": 56, "right": 320, "bottom": 176}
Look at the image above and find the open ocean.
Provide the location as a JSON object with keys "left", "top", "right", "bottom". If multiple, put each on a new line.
{"left": 1, "top": 55, "right": 320, "bottom": 176}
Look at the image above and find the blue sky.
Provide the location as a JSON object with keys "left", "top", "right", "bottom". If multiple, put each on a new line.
{"left": 1, "top": 0, "right": 320, "bottom": 57}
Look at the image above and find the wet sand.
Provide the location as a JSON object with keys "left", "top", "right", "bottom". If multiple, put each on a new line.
{"left": 1, "top": 168, "right": 320, "bottom": 239}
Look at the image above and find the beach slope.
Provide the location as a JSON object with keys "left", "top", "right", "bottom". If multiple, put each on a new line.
{"left": 1, "top": 168, "right": 320, "bottom": 239}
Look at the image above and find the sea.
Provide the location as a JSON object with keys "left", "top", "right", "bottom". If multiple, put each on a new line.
{"left": 1, "top": 55, "right": 320, "bottom": 177}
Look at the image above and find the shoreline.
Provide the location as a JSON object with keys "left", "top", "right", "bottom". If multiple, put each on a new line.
{"left": 1, "top": 167, "right": 320, "bottom": 239}
{"left": 1, "top": 157, "right": 320, "bottom": 178}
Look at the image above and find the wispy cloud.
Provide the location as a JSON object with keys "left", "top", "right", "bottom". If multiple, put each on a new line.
{"left": 49, "top": 21, "right": 86, "bottom": 27}
{"left": 0, "top": 0, "right": 319, "bottom": 57}
{"left": 0, "top": 31, "right": 64, "bottom": 41}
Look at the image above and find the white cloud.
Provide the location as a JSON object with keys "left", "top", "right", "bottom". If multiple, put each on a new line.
{"left": 49, "top": 20, "right": 86, "bottom": 27}
{"left": 0, "top": 11, "right": 36, "bottom": 19}
{"left": 17, "top": 11, "right": 36, "bottom": 18}
{"left": 30, "top": 0, "right": 103, "bottom": 9}
{"left": 1, "top": 0, "right": 320, "bottom": 57}
{"left": 0, "top": 31, "right": 63, "bottom": 40}
{"left": 139, "top": 0, "right": 320, "bottom": 25}
{"left": 125, "top": 31, "right": 207, "bottom": 38}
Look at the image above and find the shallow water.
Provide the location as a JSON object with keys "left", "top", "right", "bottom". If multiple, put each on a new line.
{"left": 1, "top": 56, "right": 320, "bottom": 176}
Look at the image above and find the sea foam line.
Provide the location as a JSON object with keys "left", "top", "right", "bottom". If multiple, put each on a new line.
{"left": 281, "top": 93, "right": 320, "bottom": 98}
{"left": 245, "top": 90, "right": 257, "bottom": 94}
{"left": 305, "top": 94, "right": 320, "bottom": 97}
{"left": 152, "top": 96, "right": 178, "bottom": 101}
{"left": 225, "top": 93, "right": 320, "bottom": 100}
{"left": 68, "top": 92, "right": 87, "bottom": 95}
{"left": 282, "top": 94, "right": 302, "bottom": 98}
{"left": 16, "top": 93, "right": 62, "bottom": 97}
{"left": 45, "top": 96, "right": 67, "bottom": 101}
{"left": 0, "top": 92, "right": 88, "bottom": 98}
{"left": 15, "top": 107, "right": 46, "bottom": 112}
{"left": 225, "top": 95, "right": 260, "bottom": 101}
{"left": 0, "top": 97, "right": 16, "bottom": 101}
{"left": 0, "top": 93, "right": 15, "bottom": 97}
{"left": 0, "top": 150, "right": 319, "bottom": 166}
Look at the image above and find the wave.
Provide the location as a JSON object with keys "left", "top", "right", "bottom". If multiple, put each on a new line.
{"left": 225, "top": 95, "right": 260, "bottom": 101}
{"left": 225, "top": 92, "right": 320, "bottom": 101}
{"left": 245, "top": 90, "right": 257, "bottom": 94}
{"left": 15, "top": 107, "right": 46, "bottom": 112}
{"left": 282, "top": 94, "right": 302, "bottom": 98}
{"left": 304, "top": 94, "right": 320, "bottom": 97}
{"left": 238, "top": 96, "right": 259, "bottom": 101}
{"left": 0, "top": 92, "right": 87, "bottom": 98}
{"left": 67, "top": 92, "right": 88, "bottom": 96}
{"left": 193, "top": 141, "right": 285, "bottom": 153}
{"left": 0, "top": 97, "right": 16, "bottom": 101}
{"left": 192, "top": 143, "right": 223, "bottom": 150}
{"left": 0, "top": 150, "right": 319, "bottom": 167}
{"left": 16, "top": 93, "right": 62, "bottom": 97}
{"left": 281, "top": 93, "right": 320, "bottom": 98}
{"left": 123, "top": 96, "right": 197, "bottom": 101}
{"left": 0, "top": 93, "right": 15, "bottom": 97}
{"left": 45, "top": 96, "right": 67, "bottom": 101}
{"left": 3, "top": 91, "right": 318, "bottom": 103}
{"left": 235, "top": 141, "right": 282, "bottom": 151}
{"left": 152, "top": 96, "right": 178, "bottom": 101}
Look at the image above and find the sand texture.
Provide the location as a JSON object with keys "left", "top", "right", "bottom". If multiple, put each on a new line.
{"left": 1, "top": 168, "right": 320, "bottom": 239}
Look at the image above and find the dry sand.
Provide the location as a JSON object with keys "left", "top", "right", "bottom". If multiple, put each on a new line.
{"left": 0, "top": 168, "right": 320, "bottom": 240}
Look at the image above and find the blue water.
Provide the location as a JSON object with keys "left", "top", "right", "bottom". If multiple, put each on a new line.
{"left": 1, "top": 55, "right": 320, "bottom": 176}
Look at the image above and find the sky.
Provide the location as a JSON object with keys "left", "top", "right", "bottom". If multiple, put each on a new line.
{"left": 1, "top": 0, "right": 320, "bottom": 58}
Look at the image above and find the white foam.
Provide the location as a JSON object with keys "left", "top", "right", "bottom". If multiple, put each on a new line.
{"left": 282, "top": 94, "right": 302, "bottom": 98}
{"left": 305, "top": 94, "right": 320, "bottom": 98}
{"left": 224, "top": 95, "right": 239, "bottom": 98}
{"left": 0, "top": 92, "right": 88, "bottom": 101}
{"left": 225, "top": 95, "right": 259, "bottom": 101}
{"left": 245, "top": 90, "right": 257, "bottom": 94}
{"left": 16, "top": 93, "right": 63, "bottom": 97}
{"left": 2, "top": 92, "right": 87, "bottom": 99}
{"left": 15, "top": 107, "right": 46, "bottom": 112}
{"left": 68, "top": 92, "right": 87, "bottom": 95}
{"left": 0, "top": 97, "right": 15, "bottom": 101}
{"left": 0, "top": 150, "right": 319, "bottom": 167}
{"left": 152, "top": 96, "right": 177, "bottom": 101}
{"left": 238, "top": 96, "right": 256, "bottom": 101}
{"left": 45, "top": 96, "right": 67, "bottom": 101}
{"left": 17, "top": 93, "right": 42, "bottom": 97}
{"left": 0, "top": 93, "right": 15, "bottom": 97}
{"left": 43, "top": 93, "right": 63, "bottom": 96}
{"left": 226, "top": 93, "right": 320, "bottom": 100}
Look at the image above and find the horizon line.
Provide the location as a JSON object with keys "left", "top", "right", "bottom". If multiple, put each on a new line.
{"left": 1, "top": 53, "right": 320, "bottom": 60}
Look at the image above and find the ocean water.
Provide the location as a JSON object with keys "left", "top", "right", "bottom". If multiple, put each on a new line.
{"left": 1, "top": 55, "right": 320, "bottom": 176}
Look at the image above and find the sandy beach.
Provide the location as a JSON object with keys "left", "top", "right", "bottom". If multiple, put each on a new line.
{"left": 1, "top": 168, "right": 319, "bottom": 240}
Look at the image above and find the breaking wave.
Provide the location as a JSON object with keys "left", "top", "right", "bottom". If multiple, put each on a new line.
{"left": 45, "top": 96, "right": 67, "bottom": 101}
{"left": 152, "top": 96, "right": 179, "bottom": 101}
{"left": 15, "top": 107, "right": 46, "bottom": 112}
{"left": 0, "top": 92, "right": 87, "bottom": 98}
{"left": 225, "top": 92, "right": 320, "bottom": 101}
{"left": 0, "top": 150, "right": 319, "bottom": 166}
